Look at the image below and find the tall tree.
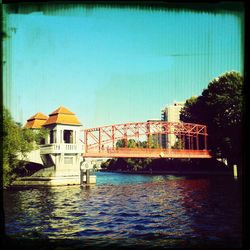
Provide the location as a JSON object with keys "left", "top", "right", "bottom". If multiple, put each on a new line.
{"left": 2, "top": 107, "right": 48, "bottom": 187}
{"left": 180, "top": 71, "right": 243, "bottom": 166}
{"left": 2, "top": 108, "right": 22, "bottom": 187}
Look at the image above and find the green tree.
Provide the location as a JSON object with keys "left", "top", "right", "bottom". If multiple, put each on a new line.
{"left": 179, "top": 96, "right": 199, "bottom": 123}
{"left": 116, "top": 139, "right": 126, "bottom": 148}
{"left": 172, "top": 138, "right": 184, "bottom": 149}
{"left": 116, "top": 138, "right": 141, "bottom": 148}
{"left": 2, "top": 108, "right": 22, "bottom": 187}
{"left": 34, "top": 127, "right": 48, "bottom": 145}
{"left": 137, "top": 141, "right": 147, "bottom": 148}
{"left": 148, "top": 135, "right": 160, "bottom": 148}
{"left": 180, "top": 71, "right": 243, "bottom": 166}
{"left": 128, "top": 139, "right": 137, "bottom": 148}
{"left": 2, "top": 107, "right": 48, "bottom": 187}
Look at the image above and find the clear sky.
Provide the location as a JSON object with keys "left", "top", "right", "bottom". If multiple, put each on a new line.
{"left": 3, "top": 4, "right": 244, "bottom": 128}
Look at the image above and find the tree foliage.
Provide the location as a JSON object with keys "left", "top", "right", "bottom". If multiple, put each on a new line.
{"left": 116, "top": 137, "right": 159, "bottom": 149}
{"left": 128, "top": 139, "right": 137, "bottom": 148}
{"left": 180, "top": 71, "right": 243, "bottom": 166}
{"left": 112, "top": 138, "right": 156, "bottom": 171}
{"left": 180, "top": 96, "right": 199, "bottom": 123}
{"left": 116, "top": 139, "right": 126, "bottom": 148}
{"left": 2, "top": 107, "right": 48, "bottom": 187}
{"left": 172, "top": 138, "right": 184, "bottom": 149}
{"left": 148, "top": 135, "right": 160, "bottom": 148}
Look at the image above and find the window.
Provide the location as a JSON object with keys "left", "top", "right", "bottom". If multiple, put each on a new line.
{"left": 50, "top": 130, "right": 56, "bottom": 143}
{"left": 64, "top": 157, "right": 73, "bottom": 164}
{"left": 63, "top": 130, "right": 73, "bottom": 143}
{"left": 49, "top": 130, "right": 54, "bottom": 143}
{"left": 40, "top": 138, "right": 45, "bottom": 145}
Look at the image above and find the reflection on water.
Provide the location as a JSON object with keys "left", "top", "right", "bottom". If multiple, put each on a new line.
{"left": 4, "top": 172, "right": 242, "bottom": 248}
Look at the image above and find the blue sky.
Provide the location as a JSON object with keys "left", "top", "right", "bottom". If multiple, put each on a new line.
{"left": 4, "top": 5, "right": 244, "bottom": 128}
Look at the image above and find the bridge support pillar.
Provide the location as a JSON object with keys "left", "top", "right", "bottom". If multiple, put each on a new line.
{"left": 80, "top": 160, "right": 96, "bottom": 185}
{"left": 80, "top": 169, "right": 91, "bottom": 185}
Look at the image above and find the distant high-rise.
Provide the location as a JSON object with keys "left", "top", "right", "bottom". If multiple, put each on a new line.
{"left": 147, "top": 119, "right": 162, "bottom": 147}
{"left": 161, "top": 101, "right": 185, "bottom": 148}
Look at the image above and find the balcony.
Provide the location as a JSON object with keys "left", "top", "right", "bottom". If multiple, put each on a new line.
{"left": 40, "top": 143, "right": 84, "bottom": 155}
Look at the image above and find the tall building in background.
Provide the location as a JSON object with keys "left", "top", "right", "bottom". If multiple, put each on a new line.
{"left": 147, "top": 119, "right": 162, "bottom": 147}
{"left": 161, "top": 101, "right": 185, "bottom": 148}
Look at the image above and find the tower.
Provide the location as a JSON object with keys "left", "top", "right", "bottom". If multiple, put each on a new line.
{"left": 39, "top": 106, "right": 84, "bottom": 184}
{"left": 13, "top": 106, "right": 97, "bottom": 186}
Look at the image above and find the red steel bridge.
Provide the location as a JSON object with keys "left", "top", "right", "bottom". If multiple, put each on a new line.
{"left": 83, "top": 121, "right": 212, "bottom": 158}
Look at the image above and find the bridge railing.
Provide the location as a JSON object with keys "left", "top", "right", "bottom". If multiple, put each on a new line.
{"left": 105, "top": 148, "right": 209, "bottom": 154}
{"left": 83, "top": 148, "right": 212, "bottom": 158}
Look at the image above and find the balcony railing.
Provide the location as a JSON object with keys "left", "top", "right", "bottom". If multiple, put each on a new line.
{"left": 40, "top": 143, "right": 84, "bottom": 154}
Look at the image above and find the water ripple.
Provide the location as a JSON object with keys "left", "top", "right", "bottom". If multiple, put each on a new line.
{"left": 4, "top": 172, "right": 242, "bottom": 248}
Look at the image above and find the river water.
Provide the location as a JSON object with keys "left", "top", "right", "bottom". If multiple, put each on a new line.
{"left": 3, "top": 172, "right": 243, "bottom": 248}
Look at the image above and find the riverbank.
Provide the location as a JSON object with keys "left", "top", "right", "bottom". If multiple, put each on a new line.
{"left": 100, "top": 169, "right": 233, "bottom": 175}
{"left": 100, "top": 158, "right": 237, "bottom": 176}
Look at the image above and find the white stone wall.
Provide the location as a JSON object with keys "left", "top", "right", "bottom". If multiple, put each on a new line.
{"left": 17, "top": 149, "right": 43, "bottom": 165}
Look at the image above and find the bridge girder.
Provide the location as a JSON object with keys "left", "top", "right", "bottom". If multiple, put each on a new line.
{"left": 84, "top": 121, "right": 208, "bottom": 155}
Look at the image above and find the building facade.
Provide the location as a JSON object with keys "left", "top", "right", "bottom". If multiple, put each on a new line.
{"left": 161, "top": 101, "right": 185, "bottom": 148}
{"left": 147, "top": 119, "right": 162, "bottom": 147}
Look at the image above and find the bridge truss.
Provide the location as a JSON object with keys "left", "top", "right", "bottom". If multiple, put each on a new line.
{"left": 83, "top": 122, "right": 211, "bottom": 158}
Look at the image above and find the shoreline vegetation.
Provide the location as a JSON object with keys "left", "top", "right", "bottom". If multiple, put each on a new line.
{"left": 100, "top": 158, "right": 236, "bottom": 176}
